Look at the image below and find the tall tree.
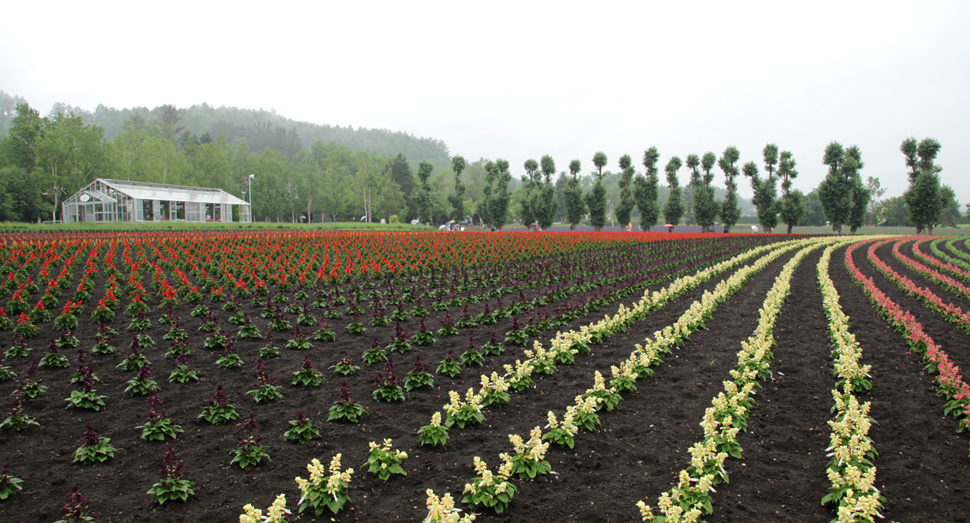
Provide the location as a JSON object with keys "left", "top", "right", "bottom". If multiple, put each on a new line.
{"left": 634, "top": 147, "right": 661, "bottom": 230}
{"left": 415, "top": 160, "right": 435, "bottom": 225}
{"left": 479, "top": 161, "right": 496, "bottom": 228}
{"left": 449, "top": 155, "right": 466, "bottom": 224}
{"left": 818, "top": 142, "right": 866, "bottom": 234}
{"left": 901, "top": 137, "right": 943, "bottom": 234}
{"left": 717, "top": 146, "right": 741, "bottom": 229}
{"left": 686, "top": 154, "right": 701, "bottom": 224}
{"left": 35, "top": 112, "right": 107, "bottom": 222}
{"left": 662, "top": 156, "right": 684, "bottom": 229}
{"left": 615, "top": 154, "right": 635, "bottom": 228}
{"left": 388, "top": 153, "right": 418, "bottom": 220}
{"left": 6, "top": 103, "right": 44, "bottom": 175}
{"left": 777, "top": 151, "right": 803, "bottom": 233}
{"left": 585, "top": 152, "right": 608, "bottom": 231}
{"left": 536, "top": 155, "right": 558, "bottom": 229}
{"left": 847, "top": 176, "right": 871, "bottom": 234}
{"left": 742, "top": 145, "right": 780, "bottom": 233}
{"left": 692, "top": 152, "right": 719, "bottom": 232}
{"left": 564, "top": 159, "right": 585, "bottom": 230}
{"left": 490, "top": 159, "right": 512, "bottom": 229}
{"left": 519, "top": 158, "right": 540, "bottom": 227}
{"left": 154, "top": 104, "right": 186, "bottom": 137}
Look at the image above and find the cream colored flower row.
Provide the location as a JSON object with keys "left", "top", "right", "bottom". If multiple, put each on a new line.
{"left": 637, "top": 238, "right": 854, "bottom": 522}
{"left": 432, "top": 237, "right": 816, "bottom": 433}
{"left": 500, "top": 237, "right": 837, "bottom": 522}
{"left": 425, "top": 239, "right": 823, "bottom": 522}
{"left": 817, "top": 243, "right": 883, "bottom": 523}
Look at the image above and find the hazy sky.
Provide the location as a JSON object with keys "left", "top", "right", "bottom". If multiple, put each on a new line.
{"left": 3, "top": 1, "right": 968, "bottom": 203}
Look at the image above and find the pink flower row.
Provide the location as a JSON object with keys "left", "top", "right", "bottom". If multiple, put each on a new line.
{"left": 845, "top": 240, "right": 970, "bottom": 434}
{"left": 865, "top": 240, "right": 970, "bottom": 331}
{"left": 893, "top": 239, "right": 970, "bottom": 299}
{"left": 913, "top": 240, "right": 970, "bottom": 281}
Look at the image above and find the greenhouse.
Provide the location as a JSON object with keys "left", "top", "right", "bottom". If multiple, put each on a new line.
{"left": 62, "top": 179, "right": 251, "bottom": 224}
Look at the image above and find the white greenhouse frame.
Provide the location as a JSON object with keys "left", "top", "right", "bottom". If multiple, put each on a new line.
{"left": 62, "top": 179, "right": 251, "bottom": 224}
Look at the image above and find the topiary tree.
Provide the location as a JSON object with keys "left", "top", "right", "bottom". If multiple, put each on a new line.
{"left": 535, "top": 155, "right": 558, "bottom": 229}
{"left": 662, "top": 156, "right": 684, "bottom": 230}
{"left": 615, "top": 155, "right": 635, "bottom": 229}
{"left": 449, "top": 156, "right": 466, "bottom": 224}
{"left": 520, "top": 159, "right": 539, "bottom": 227}
{"left": 414, "top": 160, "right": 435, "bottom": 225}
{"left": 818, "top": 142, "right": 865, "bottom": 234}
{"left": 717, "top": 147, "right": 741, "bottom": 230}
{"left": 634, "top": 147, "right": 661, "bottom": 230}
{"left": 564, "top": 159, "right": 586, "bottom": 230}
{"left": 902, "top": 137, "right": 943, "bottom": 235}
{"left": 743, "top": 149, "right": 779, "bottom": 233}
{"left": 585, "top": 152, "right": 608, "bottom": 231}
{"left": 777, "top": 151, "right": 804, "bottom": 233}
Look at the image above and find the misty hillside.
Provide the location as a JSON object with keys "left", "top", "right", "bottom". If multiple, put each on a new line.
{"left": 0, "top": 90, "right": 451, "bottom": 165}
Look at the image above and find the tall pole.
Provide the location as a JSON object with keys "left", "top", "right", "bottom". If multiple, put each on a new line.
{"left": 248, "top": 174, "right": 254, "bottom": 222}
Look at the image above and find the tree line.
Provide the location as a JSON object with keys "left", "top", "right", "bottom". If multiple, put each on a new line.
{"left": 0, "top": 96, "right": 959, "bottom": 231}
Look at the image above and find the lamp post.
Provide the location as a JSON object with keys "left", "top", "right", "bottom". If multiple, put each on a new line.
{"left": 248, "top": 174, "right": 255, "bottom": 222}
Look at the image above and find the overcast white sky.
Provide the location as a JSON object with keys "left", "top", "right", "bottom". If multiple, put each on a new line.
{"left": 3, "top": 1, "right": 968, "bottom": 203}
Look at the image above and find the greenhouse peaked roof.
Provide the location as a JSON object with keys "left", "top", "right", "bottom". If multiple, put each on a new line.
{"left": 98, "top": 179, "right": 247, "bottom": 205}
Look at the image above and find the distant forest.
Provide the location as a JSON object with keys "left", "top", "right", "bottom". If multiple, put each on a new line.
{"left": 0, "top": 91, "right": 450, "bottom": 164}
{"left": 0, "top": 89, "right": 770, "bottom": 228}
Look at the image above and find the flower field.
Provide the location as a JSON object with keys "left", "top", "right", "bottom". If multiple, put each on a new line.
{"left": 0, "top": 230, "right": 969, "bottom": 522}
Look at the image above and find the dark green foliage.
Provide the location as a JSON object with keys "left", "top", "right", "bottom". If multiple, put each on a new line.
{"left": 615, "top": 155, "right": 635, "bottom": 228}
{"left": 717, "top": 146, "right": 742, "bottom": 228}
{"left": 938, "top": 185, "right": 960, "bottom": 228}
{"left": 536, "top": 155, "right": 558, "bottom": 229}
{"left": 564, "top": 160, "right": 586, "bottom": 230}
{"left": 520, "top": 159, "right": 539, "bottom": 227}
{"left": 449, "top": 156, "right": 466, "bottom": 223}
{"left": 415, "top": 160, "right": 435, "bottom": 225}
{"left": 480, "top": 160, "right": 512, "bottom": 229}
{"left": 635, "top": 147, "right": 661, "bottom": 229}
{"left": 744, "top": 158, "right": 779, "bottom": 233}
{"left": 799, "top": 189, "right": 826, "bottom": 226}
{"left": 818, "top": 142, "right": 865, "bottom": 234}
{"left": 777, "top": 151, "right": 803, "bottom": 233}
{"left": 876, "top": 196, "right": 912, "bottom": 226}
{"left": 584, "top": 180, "right": 607, "bottom": 231}
{"left": 388, "top": 154, "right": 418, "bottom": 220}
{"left": 584, "top": 152, "right": 608, "bottom": 231}
{"left": 902, "top": 137, "right": 944, "bottom": 234}
{"left": 663, "top": 156, "right": 684, "bottom": 228}
{"left": 691, "top": 153, "right": 720, "bottom": 232}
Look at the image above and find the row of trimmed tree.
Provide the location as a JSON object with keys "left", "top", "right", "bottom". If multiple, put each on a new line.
{"left": 440, "top": 137, "right": 947, "bottom": 234}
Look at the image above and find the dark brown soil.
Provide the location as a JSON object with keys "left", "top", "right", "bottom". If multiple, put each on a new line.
{"left": 1, "top": 237, "right": 969, "bottom": 523}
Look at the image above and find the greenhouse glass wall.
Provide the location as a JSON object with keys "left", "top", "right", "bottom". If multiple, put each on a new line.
{"left": 62, "top": 179, "right": 251, "bottom": 224}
